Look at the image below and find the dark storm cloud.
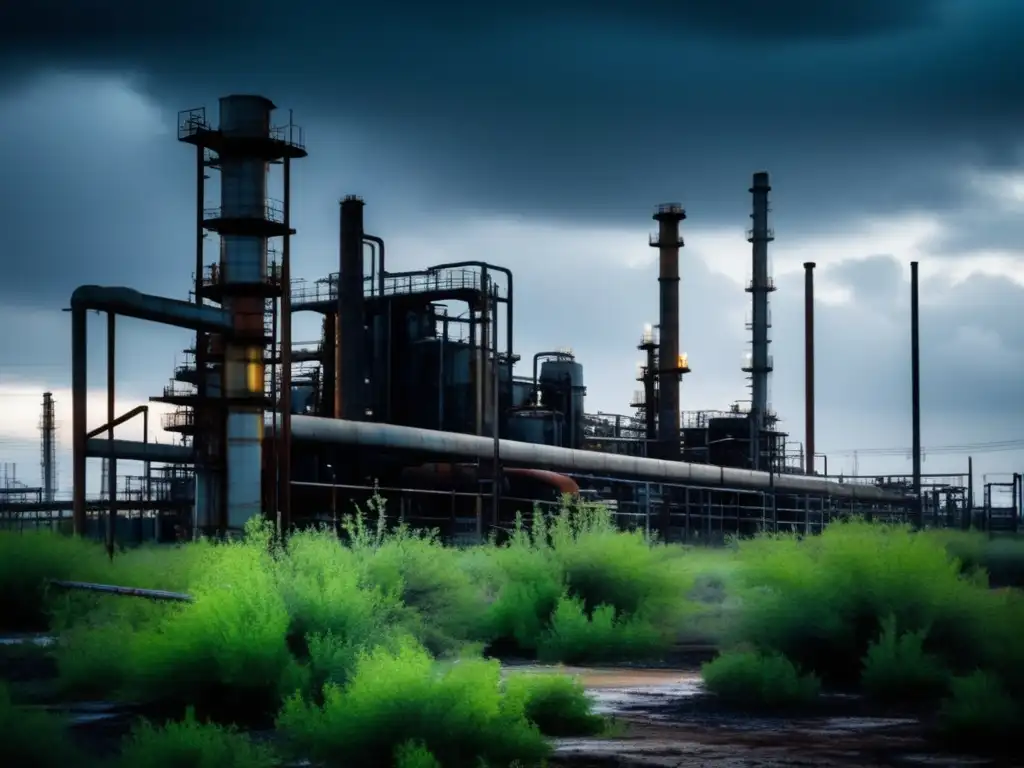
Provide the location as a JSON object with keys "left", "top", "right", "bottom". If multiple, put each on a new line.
{"left": 0, "top": 0, "right": 1020, "bottom": 233}
{"left": 0, "top": 0, "right": 945, "bottom": 50}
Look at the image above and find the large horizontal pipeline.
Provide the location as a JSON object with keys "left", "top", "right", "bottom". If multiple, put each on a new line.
{"left": 85, "top": 438, "right": 193, "bottom": 464}
{"left": 279, "top": 416, "right": 906, "bottom": 503}
{"left": 70, "top": 286, "right": 232, "bottom": 333}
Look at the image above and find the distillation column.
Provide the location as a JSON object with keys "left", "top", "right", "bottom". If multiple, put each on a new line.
{"left": 40, "top": 391, "right": 56, "bottom": 507}
{"left": 744, "top": 172, "right": 776, "bottom": 470}
{"left": 650, "top": 204, "right": 690, "bottom": 461}
{"left": 183, "top": 95, "right": 307, "bottom": 532}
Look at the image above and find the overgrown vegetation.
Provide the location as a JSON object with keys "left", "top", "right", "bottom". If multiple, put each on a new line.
{"left": 0, "top": 682, "right": 85, "bottom": 767}
{"left": 3, "top": 505, "right": 1024, "bottom": 764}
{"left": 701, "top": 650, "right": 820, "bottom": 709}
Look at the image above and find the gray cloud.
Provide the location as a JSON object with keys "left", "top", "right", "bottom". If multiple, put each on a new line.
{"left": 0, "top": 1, "right": 1020, "bottom": 235}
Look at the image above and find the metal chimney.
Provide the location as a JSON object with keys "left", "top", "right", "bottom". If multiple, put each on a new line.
{"left": 744, "top": 171, "right": 776, "bottom": 469}
{"left": 649, "top": 203, "right": 690, "bottom": 460}
{"left": 803, "top": 262, "right": 816, "bottom": 474}
{"left": 911, "top": 260, "right": 922, "bottom": 525}
{"left": 338, "top": 195, "right": 366, "bottom": 421}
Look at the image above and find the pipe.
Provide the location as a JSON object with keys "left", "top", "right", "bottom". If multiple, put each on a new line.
{"left": 364, "top": 240, "right": 376, "bottom": 297}
{"left": 279, "top": 416, "right": 907, "bottom": 503}
{"left": 478, "top": 265, "right": 489, "bottom": 437}
{"left": 438, "top": 316, "right": 446, "bottom": 429}
{"left": 72, "top": 287, "right": 233, "bottom": 332}
{"left": 911, "top": 260, "right": 921, "bottom": 526}
{"left": 193, "top": 140, "right": 208, "bottom": 544}
{"left": 491, "top": 286, "right": 501, "bottom": 529}
{"left": 339, "top": 196, "right": 366, "bottom": 421}
{"left": 651, "top": 204, "right": 685, "bottom": 461}
{"left": 86, "top": 439, "right": 193, "bottom": 464}
{"left": 142, "top": 406, "right": 151, "bottom": 534}
{"left": 967, "top": 455, "right": 974, "bottom": 529}
{"left": 803, "top": 261, "right": 816, "bottom": 474}
{"left": 270, "top": 284, "right": 278, "bottom": 519}
{"left": 644, "top": 344, "right": 657, "bottom": 442}
{"left": 281, "top": 154, "right": 293, "bottom": 534}
{"left": 332, "top": 312, "right": 341, "bottom": 418}
{"left": 503, "top": 467, "right": 579, "bottom": 496}
{"left": 86, "top": 405, "right": 149, "bottom": 439}
{"left": 72, "top": 307, "right": 86, "bottom": 534}
{"left": 106, "top": 313, "right": 116, "bottom": 558}
{"left": 70, "top": 287, "right": 233, "bottom": 536}
{"left": 363, "top": 234, "right": 386, "bottom": 299}
{"left": 49, "top": 580, "right": 193, "bottom": 603}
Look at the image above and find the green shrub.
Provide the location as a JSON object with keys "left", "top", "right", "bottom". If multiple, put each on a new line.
{"left": 937, "top": 672, "right": 1022, "bottom": 748}
{"left": 0, "top": 682, "right": 83, "bottom": 767}
{"left": 277, "top": 637, "right": 551, "bottom": 768}
{"left": 349, "top": 519, "right": 489, "bottom": 655}
{"left": 118, "top": 708, "right": 278, "bottom": 768}
{"left": 0, "top": 530, "right": 103, "bottom": 631}
{"left": 503, "top": 671, "right": 606, "bottom": 737}
{"left": 537, "top": 595, "right": 664, "bottom": 664}
{"left": 925, "top": 530, "right": 1024, "bottom": 589}
{"left": 860, "top": 615, "right": 950, "bottom": 704}
{"left": 478, "top": 520, "right": 564, "bottom": 654}
{"left": 730, "top": 520, "right": 989, "bottom": 687}
{"left": 126, "top": 522, "right": 299, "bottom": 723}
{"left": 701, "top": 650, "right": 821, "bottom": 708}
{"left": 275, "top": 526, "right": 400, "bottom": 662}
{"left": 394, "top": 740, "right": 442, "bottom": 768}
{"left": 479, "top": 504, "right": 700, "bottom": 661}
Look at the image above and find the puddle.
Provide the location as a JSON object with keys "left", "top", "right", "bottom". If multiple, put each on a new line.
{"left": 522, "top": 665, "right": 998, "bottom": 768}
{"left": 0, "top": 634, "right": 55, "bottom": 647}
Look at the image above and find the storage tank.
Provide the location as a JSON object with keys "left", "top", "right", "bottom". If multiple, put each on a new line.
{"left": 291, "top": 384, "right": 315, "bottom": 415}
{"left": 539, "top": 357, "right": 586, "bottom": 448}
{"left": 507, "top": 408, "right": 564, "bottom": 447}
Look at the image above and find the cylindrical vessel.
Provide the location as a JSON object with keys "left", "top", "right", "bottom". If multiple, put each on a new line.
{"left": 218, "top": 95, "right": 274, "bottom": 529}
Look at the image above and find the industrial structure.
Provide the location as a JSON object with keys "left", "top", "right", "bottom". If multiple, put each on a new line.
{"left": 3, "top": 92, "right": 1020, "bottom": 542}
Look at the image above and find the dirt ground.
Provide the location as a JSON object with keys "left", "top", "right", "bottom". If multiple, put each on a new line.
{"left": 510, "top": 666, "right": 1002, "bottom": 768}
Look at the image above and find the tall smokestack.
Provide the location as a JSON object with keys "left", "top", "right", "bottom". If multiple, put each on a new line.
{"left": 803, "top": 262, "right": 816, "bottom": 474}
{"left": 745, "top": 171, "right": 775, "bottom": 469}
{"left": 911, "top": 260, "right": 922, "bottom": 525}
{"left": 40, "top": 391, "right": 56, "bottom": 505}
{"left": 339, "top": 195, "right": 366, "bottom": 421}
{"left": 650, "top": 203, "right": 689, "bottom": 460}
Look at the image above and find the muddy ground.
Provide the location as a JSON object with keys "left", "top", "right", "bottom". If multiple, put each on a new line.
{"left": 2, "top": 638, "right": 1011, "bottom": 767}
{"left": 509, "top": 666, "right": 1003, "bottom": 768}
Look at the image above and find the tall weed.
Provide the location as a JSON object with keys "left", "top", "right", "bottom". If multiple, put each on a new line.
{"left": 117, "top": 708, "right": 278, "bottom": 768}
{"left": 0, "top": 682, "right": 83, "bottom": 767}
{"left": 860, "top": 615, "right": 949, "bottom": 704}
{"left": 701, "top": 650, "right": 821, "bottom": 709}
{"left": 277, "top": 637, "right": 551, "bottom": 768}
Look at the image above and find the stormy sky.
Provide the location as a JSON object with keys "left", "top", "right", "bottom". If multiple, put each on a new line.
{"left": 0, "top": 0, "right": 1021, "bottom": 500}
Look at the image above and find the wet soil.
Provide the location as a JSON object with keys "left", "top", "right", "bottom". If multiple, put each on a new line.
{"left": 504, "top": 666, "right": 1003, "bottom": 768}
{"left": 2, "top": 638, "right": 1010, "bottom": 767}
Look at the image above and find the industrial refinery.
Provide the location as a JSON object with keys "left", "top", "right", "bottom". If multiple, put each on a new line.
{"left": 4, "top": 93, "right": 1016, "bottom": 544}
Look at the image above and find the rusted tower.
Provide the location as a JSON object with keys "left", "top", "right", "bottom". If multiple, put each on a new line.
{"left": 743, "top": 172, "right": 776, "bottom": 469}
{"left": 174, "top": 95, "right": 307, "bottom": 534}
{"left": 39, "top": 391, "right": 56, "bottom": 506}
{"left": 649, "top": 203, "right": 691, "bottom": 460}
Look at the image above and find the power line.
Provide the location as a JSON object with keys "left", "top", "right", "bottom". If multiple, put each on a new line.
{"left": 825, "top": 439, "right": 1024, "bottom": 457}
